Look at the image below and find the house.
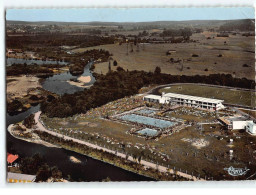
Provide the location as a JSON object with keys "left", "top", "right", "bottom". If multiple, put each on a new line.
{"left": 7, "top": 172, "right": 36, "bottom": 183}
{"left": 7, "top": 153, "right": 19, "bottom": 166}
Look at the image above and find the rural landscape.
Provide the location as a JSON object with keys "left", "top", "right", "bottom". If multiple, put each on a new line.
{"left": 5, "top": 8, "right": 256, "bottom": 183}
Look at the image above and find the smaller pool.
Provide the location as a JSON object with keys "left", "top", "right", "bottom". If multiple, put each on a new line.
{"left": 137, "top": 128, "right": 158, "bottom": 136}
{"left": 136, "top": 109, "right": 156, "bottom": 115}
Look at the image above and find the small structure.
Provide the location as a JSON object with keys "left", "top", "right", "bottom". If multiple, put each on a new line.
{"left": 218, "top": 116, "right": 256, "bottom": 135}
{"left": 166, "top": 50, "right": 177, "bottom": 55}
{"left": 7, "top": 153, "right": 19, "bottom": 167}
{"left": 7, "top": 172, "right": 36, "bottom": 183}
{"left": 143, "top": 92, "right": 225, "bottom": 110}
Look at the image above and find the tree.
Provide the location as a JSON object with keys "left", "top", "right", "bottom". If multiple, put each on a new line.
{"left": 108, "top": 61, "right": 111, "bottom": 72}
{"left": 36, "top": 164, "right": 51, "bottom": 182}
{"left": 154, "top": 66, "right": 161, "bottom": 74}
{"left": 181, "top": 28, "right": 192, "bottom": 40}
{"left": 113, "top": 60, "right": 118, "bottom": 66}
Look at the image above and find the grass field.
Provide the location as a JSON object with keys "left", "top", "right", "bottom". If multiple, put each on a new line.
{"left": 72, "top": 32, "right": 255, "bottom": 79}
{"left": 239, "top": 108, "right": 256, "bottom": 118}
{"left": 158, "top": 84, "right": 256, "bottom": 107}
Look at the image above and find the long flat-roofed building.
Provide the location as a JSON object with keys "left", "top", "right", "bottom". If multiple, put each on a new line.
{"left": 143, "top": 92, "right": 225, "bottom": 110}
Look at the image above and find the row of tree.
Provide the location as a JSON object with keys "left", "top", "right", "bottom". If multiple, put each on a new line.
{"left": 160, "top": 28, "right": 193, "bottom": 40}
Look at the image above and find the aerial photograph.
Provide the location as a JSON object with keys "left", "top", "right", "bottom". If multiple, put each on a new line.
{"left": 5, "top": 7, "right": 256, "bottom": 183}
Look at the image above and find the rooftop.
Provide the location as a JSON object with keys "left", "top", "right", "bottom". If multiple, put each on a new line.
{"left": 7, "top": 153, "right": 19, "bottom": 164}
{"left": 163, "top": 93, "right": 224, "bottom": 104}
{"left": 144, "top": 94, "right": 162, "bottom": 100}
{"left": 7, "top": 172, "right": 36, "bottom": 182}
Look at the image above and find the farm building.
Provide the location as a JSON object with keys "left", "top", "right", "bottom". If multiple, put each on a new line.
{"left": 143, "top": 92, "right": 225, "bottom": 110}
{"left": 219, "top": 116, "right": 256, "bottom": 135}
{"left": 7, "top": 172, "right": 36, "bottom": 183}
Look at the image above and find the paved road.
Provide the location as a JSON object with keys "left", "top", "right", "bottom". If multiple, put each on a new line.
{"left": 34, "top": 111, "right": 205, "bottom": 181}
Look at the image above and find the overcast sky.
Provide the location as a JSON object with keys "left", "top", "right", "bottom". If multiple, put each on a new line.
{"left": 6, "top": 7, "right": 255, "bottom": 22}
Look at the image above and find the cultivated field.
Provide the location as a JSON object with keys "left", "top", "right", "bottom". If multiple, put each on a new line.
{"left": 158, "top": 84, "right": 256, "bottom": 107}
{"left": 72, "top": 32, "right": 255, "bottom": 79}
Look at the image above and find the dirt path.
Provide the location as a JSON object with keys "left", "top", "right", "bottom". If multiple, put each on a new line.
{"left": 34, "top": 111, "right": 205, "bottom": 181}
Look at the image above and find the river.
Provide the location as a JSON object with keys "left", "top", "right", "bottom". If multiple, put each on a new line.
{"left": 42, "top": 61, "right": 96, "bottom": 95}
{"left": 7, "top": 61, "right": 153, "bottom": 181}
{"left": 6, "top": 105, "right": 153, "bottom": 182}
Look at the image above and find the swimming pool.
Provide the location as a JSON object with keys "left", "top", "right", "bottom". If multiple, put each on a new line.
{"left": 119, "top": 114, "right": 176, "bottom": 128}
{"left": 137, "top": 128, "right": 158, "bottom": 136}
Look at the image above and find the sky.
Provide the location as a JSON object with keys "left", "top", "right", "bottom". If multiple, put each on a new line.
{"left": 6, "top": 7, "right": 255, "bottom": 22}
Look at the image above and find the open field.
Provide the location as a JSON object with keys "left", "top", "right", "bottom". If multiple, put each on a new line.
{"left": 239, "top": 108, "right": 256, "bottom": 118}
{"left": 7, "top": 75, "right": 41, "bottom": 101}
{"left": 158, "top": 84, "right": 256, "bottom": 107}
{"left": 72, "top": 32, "right": 255, "bottom": 79}
{"left": 41, "top": 95, "right": 256, "bottom": 180}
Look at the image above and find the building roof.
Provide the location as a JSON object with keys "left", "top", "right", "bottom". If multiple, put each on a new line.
{"left": 229, "top": 116, "right": 250, "bottom": 121}
{"left": 219, "top": 117, "right": 231, "bottom": 125}
{"left": 163, "top": 93, "right": 224, "bottom": 104}
{"left": 144, "top": 94, "right": 162, "bottom": 100}
{"left": 219, "top": 116, "right": 252, "bottom": 125}
{"left": 7, "top": 172, "right": 36, "bottom": 182}
{"left": 7, "top": 153, "right": 19, "bottom": 164}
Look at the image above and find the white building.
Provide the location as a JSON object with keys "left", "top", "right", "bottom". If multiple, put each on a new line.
{"left": 245, "top": 121, "right": 256, "bottom": 135}
{"left": 219, "top": 116, "right": 256, "bottom": 135}
{"left": 143, "top": 92, "right": 225, "bottom": 110}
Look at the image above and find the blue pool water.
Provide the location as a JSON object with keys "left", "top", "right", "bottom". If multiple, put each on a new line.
{"left": 119, "top": 114, "right": 176, "bottom": 128}
{"left": 137, "top": 128, "right": 158, "bottom": 136}
{"left": 136, "top": 109, "right": 156, "bottom": 115}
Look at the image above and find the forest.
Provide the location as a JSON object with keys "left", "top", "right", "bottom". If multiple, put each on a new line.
{"left": 219, "top": 19, "right": 255, "bottom": 32}
{"left": 6, "top": 34, "right": 115, "bottom": 49}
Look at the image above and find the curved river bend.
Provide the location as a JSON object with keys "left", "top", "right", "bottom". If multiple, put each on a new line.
{"left": 7, "top": 61, "right": 153, "bottom": 181}
{"left": 7, "top": 106, "right": 153, "bottom": 181}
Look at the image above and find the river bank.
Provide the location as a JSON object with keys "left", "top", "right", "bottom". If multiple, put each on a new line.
{"left": 8, "top": 124, "right": 59, "bottom": 148}
{"left": 8, "top": 123, "right": 157, "bottom": 181}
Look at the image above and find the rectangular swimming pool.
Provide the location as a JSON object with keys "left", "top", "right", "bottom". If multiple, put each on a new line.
{"left": 119, "top": 114, "right": 176, "bottom": 128}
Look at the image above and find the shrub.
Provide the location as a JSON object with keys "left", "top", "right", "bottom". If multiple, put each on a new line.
{"left": 192, "top": 54, "right": 199, "bottom": 57}
{"left": 113, "top": 60, "right": 118, "bottom": 66}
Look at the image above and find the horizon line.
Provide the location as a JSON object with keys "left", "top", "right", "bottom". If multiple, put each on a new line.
{"left": 6, "top": 18, "right": 255, "bottom": 23}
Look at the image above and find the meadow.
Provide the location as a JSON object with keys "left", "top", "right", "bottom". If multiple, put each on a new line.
{"left": 72, "top": 32, "right": 255, "bottom": 80}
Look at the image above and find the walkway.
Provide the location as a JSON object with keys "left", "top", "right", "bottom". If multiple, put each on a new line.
{"left": 34, "top": 111, "right": 205, "bottom": 181}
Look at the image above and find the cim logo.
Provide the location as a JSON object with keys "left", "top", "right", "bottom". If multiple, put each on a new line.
{"left": 224, "top": 166, "right": 250, "bottom": 176}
